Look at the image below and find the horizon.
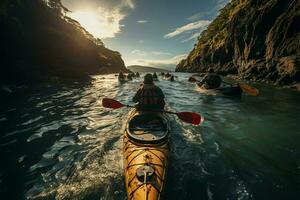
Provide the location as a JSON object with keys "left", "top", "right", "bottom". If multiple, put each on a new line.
{"left": 62, "top": 0, "right": 229, "bottom": 70}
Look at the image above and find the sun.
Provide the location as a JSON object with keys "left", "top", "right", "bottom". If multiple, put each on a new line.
{"left": 69, "top": 8, "right": 124, "bottom": 39}
{"left": 69, "top": 11, "right": 105, "bottom": 38}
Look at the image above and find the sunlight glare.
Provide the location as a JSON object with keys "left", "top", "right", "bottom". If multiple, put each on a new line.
{"left": 70, "top": 10, "right": 122, "bottom": 39}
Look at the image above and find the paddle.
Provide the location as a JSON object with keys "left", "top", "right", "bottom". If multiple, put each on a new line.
{"left": 164, "top": 111, "right": 203, "bottom": 125}
{"left": 102, "top": 98, "right": 203, "bottom": 125}
{"left": 238, "top": 83, "right": 259, "bottom": 96}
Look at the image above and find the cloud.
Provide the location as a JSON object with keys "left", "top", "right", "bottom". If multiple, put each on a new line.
{"left": 131, "top": 49, "right": 148, "bottom": 56}
{"left": 187, "top": 0, "right": 229, "bottom": 21}
{"left": 139, "top": 40, "right": 145, "bottom": 43}
{"left": 127, "top": 54, "right": 187, "bottom": 71}
{"left": 125, "top": 0, "right": 135, "bottom": 9}
{"left": 151, "top": 51, "right": 172, "bottom": 56}
{"left": 215, "top": 0, "right": 229, "bottom": 10}
{"left": 187, "top": 13, "right": 204, "bottom": 21}
{"left": 137, "top": 20, "right": 148, "bottom": 24}
{"left": 131, "top": 50, "right": 172, "bottom": 56}
{"left": 63, "top": 0, "right": 135, "bottom": 38}
{"left": 181, "top": 32, "right": 200, "bottom": 43}
{"left": 164, "top": 20, "right": 211, "bottom": 39}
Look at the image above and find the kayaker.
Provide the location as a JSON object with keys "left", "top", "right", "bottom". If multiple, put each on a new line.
{"left": 118, "top": 71, "right": 125, "bottom": 81}
{"left": 127, "top": 73, "right": 133, "bottom": 80}
{"left": 133, "top": 73, "right": 165, "bottom": 111}
{"left": 165, "top": 72, "right": 171, "bottom": 78}
{"left": 170, "top": 75, "right": 174, "bottom": 82}
{"left": 188, "top": 76, "right": 197, "bottom": 82}
{"left": 135, "top": 72, "right": 140, "bottom": 77}
{"left": 130, "top": 73, "right": 136, "bottom": 78}
{"left": 153, "top": 72, "right": 158, "bottom": 79}
{"left": 198, "top": 68, "right": 222, "bottom": 89}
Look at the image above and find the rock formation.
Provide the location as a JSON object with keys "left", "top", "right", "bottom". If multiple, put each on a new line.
{"left": 176, "top": 0, "right": 299, "bottom": 85}
{"left": 0, "top": 0, "right": 128, "bottom": 84}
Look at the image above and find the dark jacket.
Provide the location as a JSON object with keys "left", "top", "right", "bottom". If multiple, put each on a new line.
{"left": 133, "top": 84, "right": 165, "bottom": 111}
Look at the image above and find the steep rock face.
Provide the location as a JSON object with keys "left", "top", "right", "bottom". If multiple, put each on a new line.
{"left": 0, "top": 0, "right": 128, "bottom": 84}
{"left": 176, "top": 0, "right": 300, "bottom": 85}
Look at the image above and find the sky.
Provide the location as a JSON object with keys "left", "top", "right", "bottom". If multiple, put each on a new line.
{"left": 62, "top": 0, "right": 229, "bottom": 70}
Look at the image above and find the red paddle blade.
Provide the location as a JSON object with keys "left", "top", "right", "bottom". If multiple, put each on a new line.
{"left": 239, "top": 84, "right": 259, "bottom": 96}
{"left": 176, "top": 112, "right": 204, "bottom": 125}
{"left": 102, "top": 98, "right": 125, "bottom": 109}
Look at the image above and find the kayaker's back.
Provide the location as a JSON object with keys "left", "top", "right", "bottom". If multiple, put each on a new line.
{"left": 133, "top": 84, "right": 165, "bottom": 111}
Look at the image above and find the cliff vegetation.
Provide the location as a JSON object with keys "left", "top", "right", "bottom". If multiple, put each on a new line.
{"left": 176, "top": 0, "right": 300, "bottom": 85}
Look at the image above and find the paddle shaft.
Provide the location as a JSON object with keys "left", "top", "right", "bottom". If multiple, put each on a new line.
{"left": 123, "top": 105, "right": 177, "bottom": 115}
{"left": 102, "top": 98, "right": 202, "bottom": 125}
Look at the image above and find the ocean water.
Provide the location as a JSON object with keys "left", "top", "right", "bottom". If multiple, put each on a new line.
{"left": 0, "top": 73, "right": 299, "bottom": 200}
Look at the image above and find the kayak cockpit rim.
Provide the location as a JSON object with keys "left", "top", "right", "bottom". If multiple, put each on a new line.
{"left": 125, "top": 110, "right": 170, "bottom": 144}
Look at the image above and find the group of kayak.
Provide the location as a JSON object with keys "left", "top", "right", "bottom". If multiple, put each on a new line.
{"left": 119, "top": 71, "right": 176, "bottom": 83}
{"left": 118, "top": 72, "right": 140, "bottom": 82}
{"left": 160, "top": 72, "right": 175, "bottom": 81}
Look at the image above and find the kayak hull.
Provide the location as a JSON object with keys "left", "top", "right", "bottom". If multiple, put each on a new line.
{"left": 124, "top": 110, "right": 170, "bottom": 200}
{"left": 197, "top": 83, "right": 242, "bottom": 96}
{"left": 216, "top": 86, "right": 242, "bottom": 96}
{"left": 119, "top": 78, "right": 127, "bottom": 83}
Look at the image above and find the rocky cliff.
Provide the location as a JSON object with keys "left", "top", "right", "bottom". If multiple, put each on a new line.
{"left": 0, "top": 0, "right": 128, "bottom": 84}
{"left": 176, "top": 0, "right": 300, "bottom": 85}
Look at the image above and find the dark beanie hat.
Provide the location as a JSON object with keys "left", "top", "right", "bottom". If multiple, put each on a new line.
{"left": 144, "top": 73, "right": 153, "bottom": 84}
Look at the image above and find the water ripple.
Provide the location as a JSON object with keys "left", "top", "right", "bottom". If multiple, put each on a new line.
{"left": 0, "top": 73, "right": 298, "bottom": 200}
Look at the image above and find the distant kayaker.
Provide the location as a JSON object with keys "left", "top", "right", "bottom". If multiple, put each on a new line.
{"left": 153, "top": 72, "right": 158, "bottom": 79}
{"left": 135, "top": 72, "right": 140, "bottom": 77}
{"left": 165, "top": 72, "right": 171, "bottom": 78}
{"left": 188, "top": 76, "right": 197, "bottom": 82}
{"left": 170, "top": 75, "right": 175, "bottom": 82}
{"left": 198, "top": 68, "right": 222, "bottom": 89}
{"left": 130, "top": 73, "right": 136, "bottom": 78}
{"left": 127, "top": 73, "right": 133, "bottom": 80}
{"left": 118, "top": 71, "right": 125, "bottom": 81}
{"left": 133, "top": 73, "right": 165, "bottom": 111}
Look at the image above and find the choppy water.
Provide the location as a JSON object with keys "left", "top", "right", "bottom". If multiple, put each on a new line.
{"left": 0, "top": 73, "right": 299, "bottom": 200}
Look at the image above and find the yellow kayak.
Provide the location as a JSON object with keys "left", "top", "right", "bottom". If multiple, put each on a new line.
{"left": 124, "top": 109, "right": 170, "bottom": 200}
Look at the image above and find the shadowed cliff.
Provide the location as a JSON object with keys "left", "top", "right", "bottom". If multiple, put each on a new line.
{"left": 176, "top": 0, "right": 300, "bottom": 85}
{"left": 0, "top": 0, "right": 128, "bottom": 84}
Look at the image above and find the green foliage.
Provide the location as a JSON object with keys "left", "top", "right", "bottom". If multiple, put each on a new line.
{"left": 186, "top": 0, "right": 246, "bottom": 61}
{"left": 195, "top": 0, "right": 244, "bottom": 51}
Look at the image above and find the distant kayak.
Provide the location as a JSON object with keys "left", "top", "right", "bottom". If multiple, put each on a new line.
{"left": 166, "top": 76, "right": 175, "bottom": 82}
{"left": 188, "top": 76, "right": 197, "bottom": 82}
{"left": 119, "top": 78, "right": 127, "bottom": 83}
{"left": 197, "top": 83, "right": 242, "bottom": 96}
{"left": 124, "top": 109, "right": 169, "bottom": 200}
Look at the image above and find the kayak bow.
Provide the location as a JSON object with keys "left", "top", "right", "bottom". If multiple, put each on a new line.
{"left": 124, "top": 109, "right": 169, "bottom": 200}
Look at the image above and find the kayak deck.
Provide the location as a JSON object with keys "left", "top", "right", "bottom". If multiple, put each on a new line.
{"left": 124, "top": 110, "right": 170, "bottom": 200}
{"left": 127, "top": 113, "right": 169, "bottom": 144}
